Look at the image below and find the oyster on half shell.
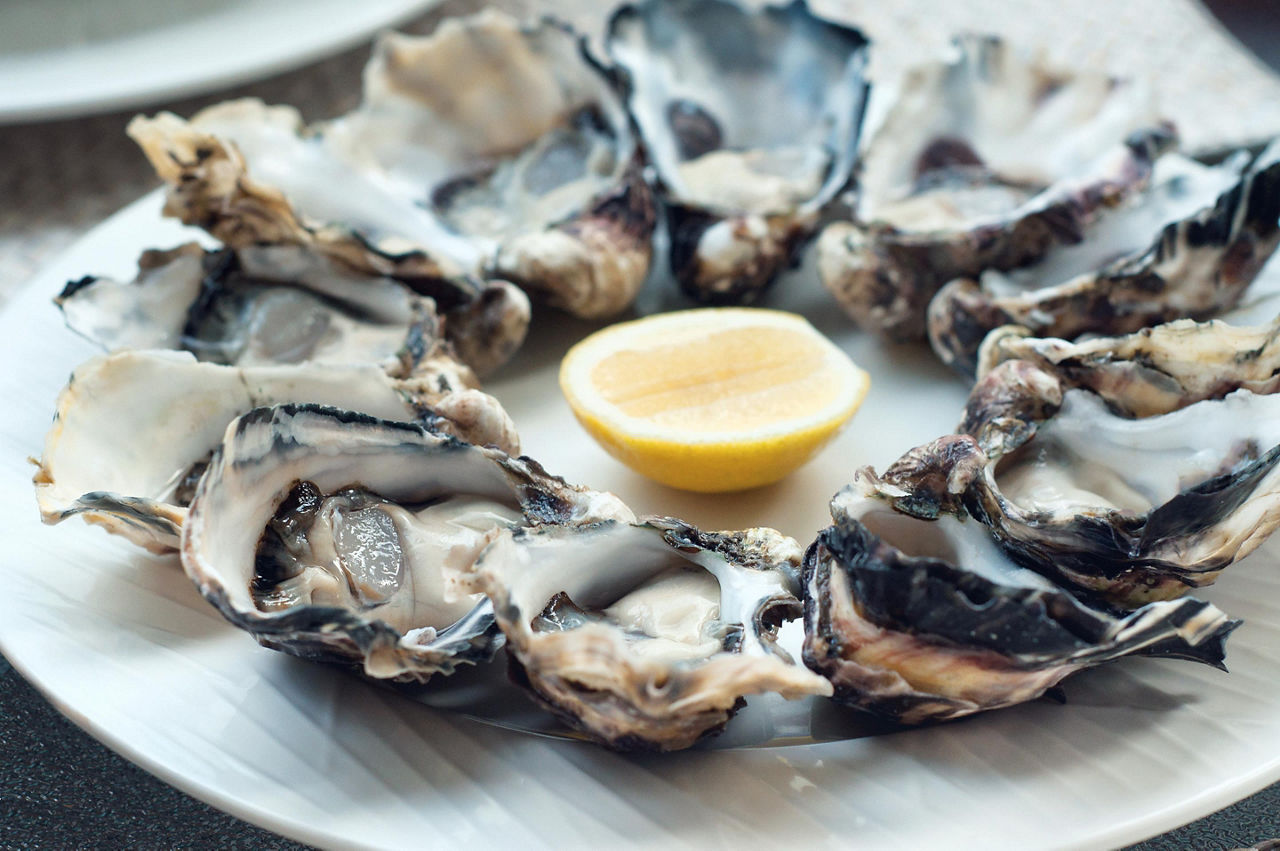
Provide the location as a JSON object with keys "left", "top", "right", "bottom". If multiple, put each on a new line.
{"left": 129, "top": 10, "right": 656, "bottom": 351}
{"left": 607, "top": 0, "right": 869, "bottom": 304}
{"left": 34, "top": 350, "right": 516, "bottom": 553}
{"left": 818, "top": 35, "right": 1168, "bottom": 341}
{"left": 182, "top": 404, "right": 631, "bottom": 682}
{"left": 930, "top": 141, "right": 1280, "bottom": 374}
{"left": 957, "top": 322, "right": 1280, "bottom": 607}
{"left": 59, "top": 243, "right": 475, "bottom": 389}
{"left": 476, "top": 517, "right": 831, "bottom": 751}
{"left": 803, "top": 438, "right": 1239, "bottom": 724}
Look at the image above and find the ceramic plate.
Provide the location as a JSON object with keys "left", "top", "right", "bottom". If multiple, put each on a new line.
{"left": 4, "top": 192, "right": 1280, "bottom": 849}
{"left": 0, "top": 0, "right": 435, "bottom": 124}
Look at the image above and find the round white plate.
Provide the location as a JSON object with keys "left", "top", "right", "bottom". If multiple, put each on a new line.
{"left": 0, "top": 0, "right": 436, "bottom": 124}
{"left": 4, "top": 192, "right": 1280, "bottom": 850}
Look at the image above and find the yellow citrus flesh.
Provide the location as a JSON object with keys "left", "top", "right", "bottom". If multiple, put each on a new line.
{"left": 559, "top": 308, "right": 870, "bottom": 492}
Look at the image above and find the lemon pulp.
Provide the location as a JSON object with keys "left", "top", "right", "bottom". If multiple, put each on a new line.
{"left": 559, "top": 308, "right": 869, "bottom": 492}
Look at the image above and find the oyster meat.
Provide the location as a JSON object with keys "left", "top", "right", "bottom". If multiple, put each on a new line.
{"left": 607, "top": 0, "right": 869, "bottom": 303}
{"left": 476, "top": 517, "right": 831, "bottom": 751}
{"left": 818, "top": 35, "right": 1168, "bottom": 341}
{"left": 129, "top": 10, "right": 656, "bottom": 343}
{"left": 930, "top": 141, "right": 1280, "bottom": 374}
{"left": 803, "top": 437, "right": 1239, "bottom": 723}
{"left": 182, "top": 404, "right": 631, "bottom": 681}
{"left": 34, "top": 347, "right": 518, "bottom": 553}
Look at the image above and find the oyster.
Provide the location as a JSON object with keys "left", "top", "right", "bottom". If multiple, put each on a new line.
{"left": 606, "top": 0, "right": 869, "bottom": 303}
{"left": 818, "top": 34, "right": 1168, "bottom": 341}
{"left": 475, "top": 517, "right": 832, "bottom": 751}
{"left": 975, "top": 315, "right": 1280, "bottom": 421}
{"left": 930, "top": 141, "right": 1280, "bottom": 374}
{"left": 35, "top": 350, "right": 517, "bottom": 553}
{"left": 803, "top": 438, "right": 1239, "bottom": 724}
{"left": 59, "top": 243, "right": 474, "bottom": 387}
{"left": 129, "top": 10, "right": 655, "bottom": 341}
{"left": 958, "top": 354, "right": 1280, "bottom": 607}
{"left": 182, "top": 404, "right": 631, "bottom": 682}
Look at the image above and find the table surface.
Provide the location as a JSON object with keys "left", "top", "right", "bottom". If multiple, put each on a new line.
{"left": 3, "top": 0, "right": 1280, "bottom": 847}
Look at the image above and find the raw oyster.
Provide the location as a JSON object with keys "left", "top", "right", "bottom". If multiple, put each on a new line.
{"left": 975, "top": 315, "right": 1280, "bottom": 421}
{"left": 475, "top": 517, "right": 832, "bottom": 751}
{"left": 959, "top": 355, "right": 1280, "bottom": 607}
{"left": 930, "top": 142, "right": 1280, "bottom": 374}
{"left": 35, "top": 350, "right": 516, "bottom": 553}
{"left": 606, "top": 0, "right": 869, "bottom": 303}
{"left": 818, "top": 34, "right": 1168, "bottom": 341}
{"left": 129, "top": 10, "right": 655, "bottom": 339}
{"left": 182, "top": 404, "right": 631, "bottom": 682}
{"left": 59, "top": 243, "right": 474, "bottom": 388}
{"left": 802, "top": 438, "right": 1239, "bottom": 724}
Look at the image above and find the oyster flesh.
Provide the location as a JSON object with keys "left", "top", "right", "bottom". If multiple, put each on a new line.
{"left": 35, "top": 350, "right": 517, "bottom": 553}
{"left": 475, "top": 517, "right": 832, "bottom": 750}
{"left": 181, "top": 404, "right": 631, "bottom": 681}
{"left": 129, "top": 10, "right": 656, "bottom": 337}
{"left": 930, "top": 141, "right": 1280, "bottom": 374}
{"left": 803, "top": 437, "right": 1239, "bottom": 724}
{"left": 818, "top": 34, "right": 1167, "bottom": 341}
{"left": 607, "top": 0, "right": 869, "bottom": 303}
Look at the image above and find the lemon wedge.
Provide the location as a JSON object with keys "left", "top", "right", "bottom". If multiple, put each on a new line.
{"left": 559, "top": 308, "right": 869, "bottom": 492}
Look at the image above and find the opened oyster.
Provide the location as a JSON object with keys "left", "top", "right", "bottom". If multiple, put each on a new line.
{"left": 476, "top": 517, "right": 831, "bottom": 750}
{"left": 35, "top": 349, "right": 517, "bottom": 552}
{"left": 129, "top": 10, "right": 655, "bottom": 344}
{"left": 958, "top": 336, "right": 1280, "bottom": 607}
{"left": 975, "top": 315, "right": 1280, "bottom": 420}
{"left": 59, "top": 243, "right": 475, "bottom": 386}
{"left": 607, "top": 0, "right": 869, "bottom": 303}
{"left": 930, "top": 142, "right": 1280, "bottom": 374}
{"left": 182, "top": 404, "right": 631, "bottom": 681}
{"left": 819, "top": 35, "right": 1167, "bottom": 341}
{"left": 803, "top": 438, "right": 1239, "bottom": 723}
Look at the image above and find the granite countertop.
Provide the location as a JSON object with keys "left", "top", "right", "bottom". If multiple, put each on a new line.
{"left": 3, "top": 1, "right": 1280, "bottom": 847}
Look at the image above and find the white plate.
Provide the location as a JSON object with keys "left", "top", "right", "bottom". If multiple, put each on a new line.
{"left": 0, "top": 0, "right": 435, "bottom": 124}
{"left": 4, "top": 192, "right": 1280, "bottom": 850}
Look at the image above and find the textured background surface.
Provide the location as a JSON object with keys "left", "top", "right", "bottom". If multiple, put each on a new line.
{"left": 3, "top": 0, "right": 1280, "bottom": 847}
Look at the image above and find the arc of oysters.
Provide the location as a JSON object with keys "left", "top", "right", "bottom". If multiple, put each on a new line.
{"left": 476, "top": 517, "right": 831, "bottom": 751}
{"left": 818, "top": 34, "right": 1170, "bottom": 342}
{"left": 606, "top": 0, "right": 869, "bottom": 304}
{"left": 803, "top": 437, "right": 1239, "bottom": 724}
{"left": 128, "top": 9, "right": 657, "bottom": 362}
{"left": 182, "top": 404, "right": 632, "bottom": 682}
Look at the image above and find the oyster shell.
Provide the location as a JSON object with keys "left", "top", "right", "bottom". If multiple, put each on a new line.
{"left": 59, "top": 243, "right": 473, "bottom": 387}
{"left": 475, "top": 517, "right": 832, "bottom": 751}
{"left": 959, "top": 348, "right": 1280, "bottom": 607}
{"left": 181, "top": 404, "right": 631, "bottom": 682}
{"left": 129, "top": 10, "right": 655, "bottom": 340}
{"left": 975, "top": 315, "right": 1280, "bottom": 421}
{"left": 606, "top": 0, "right": 869, "bottom": 303}
{"left": 818, "top": 34, "right": 1168, "bottom": 341}
{"left": 929, "top": 141, "right": 1280, "bottom": 374}
{"left": 802, "top": 438, "right": 1239, "bottom": 724}
{"left": 34, "top": 350, "right": 517, "bottom": 553}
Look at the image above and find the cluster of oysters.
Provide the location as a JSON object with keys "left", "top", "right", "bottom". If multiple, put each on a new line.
{"left": 31, "top": 0, "right": 1280, "bottom": 751}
